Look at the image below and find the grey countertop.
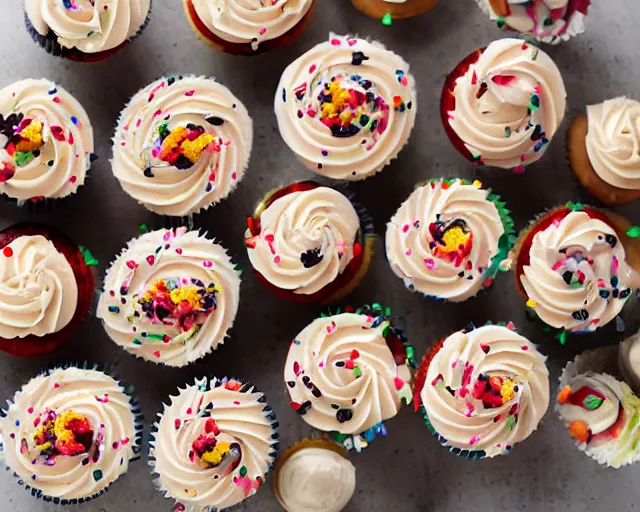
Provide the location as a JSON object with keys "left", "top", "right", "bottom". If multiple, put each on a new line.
{"left": 1, "top": 0, "right": 639, "bottom": 511}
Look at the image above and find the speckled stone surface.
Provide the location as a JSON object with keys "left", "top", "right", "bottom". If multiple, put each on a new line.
{"left": 0, "top": 1, "right": 639, "bottom": 511}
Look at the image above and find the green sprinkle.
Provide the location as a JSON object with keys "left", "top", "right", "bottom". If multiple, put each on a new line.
{"left": 583, "top": 395, "right": 603, "bottom": 410}
{"left": 146, "top": 333, "right": 165, "bottom": 341}
{"left": 627, "top": 226, "right": 640, "bottom": 238}
{"left": 555, "top": 330, "right": 568, "bottom": 345}
{"left": 384, "top": 307, "right": 392, "bottom": 317}
{"left": 132, "top": 338, "right": 142, "bottom": 346}
{"left": 79, "top": 245, "right": 99, "bottom": 266}
{"left": 93, "top": 469, "right": 103, "bottom": 482}
{"left": 353, "top": 366, "right": 362, "bottom": 378}
{"left": 506, "top": 415, "right": 516, "bottom": 431}
{"left": 330, "top": 431, "right": 350, "bottom": 443}
{"left": 504, "top": 127, "right": 511, "bottom": 137}
{"left": 406, "top": 346, "right": 415, "bottom": 360}
{"left": 381, "top": 13, "right": 392, "bottom": 26}
{"left": 372, "top": 303, "right": 382, "bottom": 313}
{"left": 108, "top": 306, "right": 120, "bottom": 314}
{"left": 529, "top": 93, "right": 540, "bottom": 111}
{"left": 496, "top": 17, "right": 506, "bottom": 28}
{"left": 239, "top": 465, "right": 247, "bottom": 478}
{"left": 139, "top": 224, "right": 149, "bottom": 233}
{"left": 566, "top": 201, "right": 583, "bottom": 212}
{"left": 15, "top": 151, "right": 35, "bottom": 167}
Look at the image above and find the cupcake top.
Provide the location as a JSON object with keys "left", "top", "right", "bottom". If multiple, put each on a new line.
{"left": 275, "top": 445, "right": 356, "bottom": 512}
{"left": 520, "top": 210, "right": 640, "bottom": 333}
{"left": 275, "top": 33, "right": 417, "bottom": 180}
{"left": 419, "top": 324, "right": 549, "bottom": 458}
{"left": 0, "top": 366, "right": 139, "bottom": 501}
{"left": 284, "top": 310, "right": 413, "bottom": 435}
{"left": 112, "top": 75, "right": 253, "bottom": 217}
{"left": 151, "top": 377, "right": 278, "bottom": 511}
{"left": 586, "top": 97, "right": 640, "bottom": 191}
{"left": 190, "top": 0, "right": 314, "bottom": 50}
{"left": 0, "top": 234, "right": 77, "bottom": 339}
{"left": 619, "top": 330, "right": 640, "bottom": 393}
{"left": 25, "top": 0, "right": 150, "bottom": 54}
{"left": 97, "top": 228, "right": 240, "bottom": 367}
{"left": 478, "top": 0, "right": 590, "bottom": 44}
{"left": 246, "top": 185, "right": 360, "bottom": 296}
{"left": 0, "top": 78, "right": 94, "bottom": 201}
{"left": 445, "top": 38, "right": 566, "bottom": 170}
{"left": 557, "top": 373, "right": 640, "bottom": 468}
{"left": 386, "top": 179, "right": 513, "bottom": 302}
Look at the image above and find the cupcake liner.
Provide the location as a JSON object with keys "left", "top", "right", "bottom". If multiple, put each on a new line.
{"left": 246, "top": 181, "right": 376, "bottom": 305}
{"left": 24, "top": 3, "right": 152, "bottom": 62}
{"left": 351, "top": 0, "right": 439, "bottom": 20}
{"left": 149, "top": 376, "right": 279, "bottom": 512}
{"left": 0, "top": 361, "right": 143, "bottom": 505}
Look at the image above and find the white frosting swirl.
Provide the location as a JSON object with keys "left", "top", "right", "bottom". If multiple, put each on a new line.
{"left": 586, "top": 97, "right": 640, "bottom": 190}
{"left": 420, "top": 325, "right": 549, "bottom": 458}
{"left": 521, "top": 211, "right": 640, "bottom": 332}
{"left": 25, "top": 0, "right": 151, "bottom": 53}
{"left": 0, "top": 367, "right": 138, "bottom": 500}
{"left": 190, "top": 0, "right": 313, "bottom": 48}
{"left": 447, "top": 38, "right": 566, "bottom": 169}
{"left": 275, "top": 446, "right": 356, "bottom": 512}
{"left": 275, "top": 34, "right": 417, "bottom": 180}
{"left": 284, "top": 312, "right": 412, "bottom": 435}
{"left": 386, "top": 179, "right": 507, "bottom": 302}
{"left": 151, "top": 377, "right": 277, "bottom": 511}
{"left": 112, "top": 75, "right": 253, "bottom": 217}
{"left": 97, "top": 228, "right": 240, "bottom": 367}
{"left": 0, "top": 78, "right": 94, "bottom": 201}
{"left": 0, "top": 235, "right": 77, "bottom": 339}
{"left": 246, "top": 186, "right": 360, "bottom": 295}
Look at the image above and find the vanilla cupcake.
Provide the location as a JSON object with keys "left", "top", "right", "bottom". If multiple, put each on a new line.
{"left": 441, "top": 38, "right": 566, "bottom": 171}
{"left": 112, "top": 75, "right": 253, "bottom": 218}
{"left": 150, "top": 377, "right": 278, "bottom": 511}
{"left": 618, "top": 330, "right": 640, "bottom": 394}
{"left": 386, "top": 179, "right": 514, "bottom": 301}
{"left": 284, "top": 306, "right": 414, "bottom": 451}
{"left": 97, "top": 228, "right": 240, "bottom": 367}
{"left": 0, "top": 364, "right": 142, "bottom": 503}
{"left": 0, "top": 79, "right": 95, "bottom": 202}
{"left": 275, "top": 34, "right": 417, "bottom": 180}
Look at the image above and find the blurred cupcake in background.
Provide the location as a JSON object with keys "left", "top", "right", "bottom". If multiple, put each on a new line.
{"left": 386, "top": 178, "right": 514, "bottom": 302}
{"left": 414, "top": 323, "right": 550, "bottom": 459}
{"left": 441, "top": 38, "right": 566, "bottom": 171}
{"left": 618, "top": 329, "right": 640, "bottom": 394}
{"left": 0, "top": 78, "right": 95, "bottom": 204}
{"left": 24, "top": 0, "right": 152, "bottom": 62}
{"left": 184, "top": 0, "right": 315, "bottom": 55}
{"left": 245, "top": 181, "right": 374, "bottom": 304}
{"left": 351, "top": 0, "right": 438, "bottom": 20}
{"left": 275, "top": 33, "right": 417, "bottom": 180}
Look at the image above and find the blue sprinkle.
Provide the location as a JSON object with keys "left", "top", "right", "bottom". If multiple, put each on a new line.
{"left": 294, "top": 340, "right": 301, "bottom": 345}
{"left": 205, "top": 183, "right": 212, "bottom": 193}
{"left": 108, "top": 306, "right": 120, "bottom": 314}
{"left": 321, "top": 150, "right": 328, "bottom": 156}
{"left": 70, "top": 116, "right": 79, "bottom": 126}
{"left": 15, "top": 420, "right": 19, "bottom": 426}
{"left": 48, "top": 87, "right": 57, "bottom": 95}
{"left": 281, "top": 88, "right": 286, "bottom": 103}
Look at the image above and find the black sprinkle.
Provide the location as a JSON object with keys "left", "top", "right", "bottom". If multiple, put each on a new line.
{"left": 296, "top": 401, "right": 312, "bottom": 415}
{"left": 571, "top": 310, "right": 589, "bottom": 321}
{"left": 351, "top": 51, "right": 369, "bottom": 66}
{"left": 605, "top": 234, "right": 618, "bottom": 248}
{"left": 562, "top": 271, "right": 573, "bottom": 285}
{"left": 331, "top": 404, "right": 340, "bottom": 410}
{"left": 286, "top": 381, "right": 296, "bottom": 388}
{"left": 300, "top": 248, "right": 324, "bottom": 268}
{"left": 206, "top": 116, "right": 225, "bottom": 126}
{"left": 336, "top": 409, "right": 353, "bottom": 423}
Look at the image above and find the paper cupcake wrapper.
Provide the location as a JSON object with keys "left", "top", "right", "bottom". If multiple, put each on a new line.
{"left": 0, "top": 361, "right": 143, "bottom": 505}
{"left": 149, "top": 376, "right": 279, "bottom": 512}
{"left": 24, "top": 3, "right": 152, "bottom": 62}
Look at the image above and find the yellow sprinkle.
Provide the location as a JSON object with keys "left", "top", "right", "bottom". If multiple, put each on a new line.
{"left": 500, "top": 379, "right": 516, "bottom": 403}
{"left": 441, "top": 226, "right": 470, "bottom": 253}
{"left": 472, "top": 179, "right": 482, "bottom": 188}
{"left": 16, "top": 119, "right": 44, "bottom": 152}
{"left": 181, "top": 133, "right": 215, "bottom": 163}
{"left": 170, "top": 286, "right": 202, "bottom": 308}
{"left": 201, "top": 442, "right": 231, "bottom": 466}
{"left": 526, "top": 298, "right": 537, "bottom": 308}
{"left": 54, "top": 411, "right": 87, "bottom": 445}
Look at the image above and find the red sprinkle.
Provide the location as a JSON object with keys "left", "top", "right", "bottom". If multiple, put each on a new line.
{"left": 3, "top": 247, "right": 13, "bottom": 257}
{"left": 53, "top": 383, "right": 60, "bottom": 389}
{"left": 233, "top": 401, "right": 240, "bottom": 405}
{"left": 146, "top": 255, "right": 155, "bottom": 265}
{"left": 27, "top": 407, "right": 34, "bottom": 414}
{"left": 53, "top": 96, "right": 61, "bottom": 104}
{"left": 521, "top": 345, "right": 529, "bottom": 351}
{"left": 174, "top": 419, "right": 181, "bottom": 430}
{"left": 185, "top": 90, "right": 195, "bottom": 97}
{"left": 153, "top": 350, "right": 161, "bottom": 358}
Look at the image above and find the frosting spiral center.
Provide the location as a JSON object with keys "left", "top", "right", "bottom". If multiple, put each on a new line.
{"left": 33, "top": 409, "right": 94, "bottom": 460}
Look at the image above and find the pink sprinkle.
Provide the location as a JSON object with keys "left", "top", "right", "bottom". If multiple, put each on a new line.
{"left": 424, "top": 258, "right": 436, "bottom": 270}
{"left": 330, "top": 38, "right": 341, "bottom": 46}
{"left": 452, "top": 360, "right": 458, "bottom": 369}
{"left": 185, "top": 90, "right": 195, "bottom": 97}
{"left": 520, "top": 154, "right": 527, "bottom": 162}
{"left": 153, "top": 350, "right": 161, "bottom": 358}
{"left": 521, "top": 345, "right": 529, "bottom": 351}
{"left": 174, "top": 419, "right": 181, "bottom": 430}
{"left": 259, "top": 28, "right": 266, "bottom": 35}
{"left": 405, "top": 249, "right": 412, "bottom": 256}
{"left": 136, "top": 119, "right": 142, "bottom": 128}
{"left": 163, "top": 232, "right": 171, "bottom": 241}
{"left": 265, "top": 234, "right": 274, "bottom": 243}
{"left": 491, "top": 75, "right": 517, "bottom": 86}
{"left": 464, "top": 402, "right": 475, "bottom": 418}
{"left": 186, "top": 408, "right": 193, "bottom": 415}
{"left": 469, "top": 435, "right": 480, "bottom": 445}
{"left": 176, "top": 248, "right": 183, "bottom": 255}
{"left": 54, "top": 383, "right": 60, "bottom": 389}
{"left": 402, "top": 224, "right": 409, "bottom": 233}
{"left": 293, "top": 361, "right": 302, "bottom": 376}
{"left": 231, "top": 172, "right": 237, "bottom": 180}
{"left": 309, "top": 64, "right": 317, "bottom": 73}
{"left": 347, "top": 39, "right": 357, "bottom": 46}
{"left": 612, "top": 256, "right": 619, "bottom": 275}
{"left": 121, "top": 437, "right": 130, "bottom": 445}
{"left": 597, "top": 278, "right": 606, "bottom": 287}
{"left": 153, "top": 109, "right": 162, "bottom": 117}
{"left": 146, "top": 255, "right": 155, "bottom": 266}
{"left": 512, "top": 165, "right": 526, "bottom": 174}
{"left": 400, "top": 76, "right": 408, "bottom": 86}
{"left": 394, "top": 377, "right": 405, "bottom": 390}
{"left": 462, "top": 362, "right": 474, "bottom": 387}
{"left": 273, "top": 256, "right": 281, "bottom": 264}
{"left": 27, "top": 407, "right": 34, "bottom": 414}
{"left": 471, "top": 70, "right": 478, "bottom": 85}
{"left": 203, "top": 260, "right": 213, "bottom": 268}
{"left": 506, "top": 321, "right": 515, "bottom": 331}
{"left": 69, "top": 176, "right": 77, "bottom": 184}
{"left": 126, "top": 260, "right": 138, "bottom": 270}
{"left": 534, "top": 85, "right": 541, "bottom": 94}
{"left": 319, "top": 361, "right": 325, "bottom": 368}
{"left": 53, "top": 96, "right": 61, "bottom": 104}
{"left": 458, "top": 387, "right": 469, "bottom": 398}
{"left": 112, "top": 441, "right": 119, "bottom": 449}
{"left": 233, "top": 401, "right": 240, "bottom": 405}
{"left": 551, "top": 260, "right": 564, "bottom": 271}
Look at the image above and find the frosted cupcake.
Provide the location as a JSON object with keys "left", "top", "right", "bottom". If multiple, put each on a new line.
{"left": 0, "top": 223, "right": 96, "bottom": 357}
{"left": 414, "top": 323, "right": 550, "bottom": 459}
{"left": 0, "top": 79, "right": 95, "bottom": 203}
{"left": 97, "top": 228, "right": 240, "bottom": 367}
{"left": 386, "top": 179, "right": 514, "bottom": 302}
{"left": 245, "top": 182, "right": 374, "bottom": 304}
{"left": 618, "top": 330, "right": 640, "bottom": 394}
{"left": 150, "top": 377, "right": 278, "bottom": 511}
{"left": 0, "top": 364, "right": 142, "bottom": 504}
{"left": 441, "top": 38, "right": 566, "bottom": 171}
{"left": 25, "top": 0, "right": 151, "bottom": 62}
{"left": 557, "top": 346, "right": 640, "bottom": 468}
{"left": 112, "top": 75, "right": 253, "bottom": 218}
{"left": 275, "top": 34, "right": 417, "bottom": 180}
{"left": 513, "top": 204, "right": 640, "bottom": 343}
{"left": 284, "top": 306, "right": 414, "bottom": 451}
{"left": 351, "top": 0, "right": 438, "bottom": 20}
{"left": 476, "top": 0, "right": 591, "bottom": 44}
{"left": 184, "top": 0, "right": 315, "bottom": 55}
{"left": 568, "top": 97, "right": 640, "bottom": 206}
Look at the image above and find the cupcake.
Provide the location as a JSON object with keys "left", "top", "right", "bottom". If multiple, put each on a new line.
{"left": 284, "top": 306, "right": 415, "bottom": 452}
{"left": 0, "top": 223, "right": 96, "bottom": 357}
{"left": 0, "top": 79, "right": 95, "bottom": 203}
{"left": 414, "top": 323, "right": 550, "bottom": 459}
{"left": 275, "top": 33, "right": 417, "bottom": 180}
{"left": 112, "top": 75, "right": 253, "bottom": 218}
{"left": 386, "top": 178, "right": 514, "bottom": 302}
{"left": 184, "top": 0, "right": 315, "bottom": 55}
{"left": 150, "top": 376, "right": 278, "bottom": 511}
{"left": 96, "top": 228, "right": 240, "bottom": 367}
{"left": 476, "top": 0, "right": 591, "bottom": 44}
{"left": 557, "top": 346, "right": 640, "bottom": 468}
{"left": 441, "top": 38, "right": 566, "bottom": 171}
{"left": 513, "top": 204, "right": 640, "bottom": 342}
{"left": 245, "top": 182, "right": 374, "bottom": 304}
{"left": 24, "top": 0, "right": 151, "bottom": 62}
{"left": 273, "top": 438, "right": 356, "bottom": 512}
{"left": 618, "top": 330, "right": 640, "bottom": 394}
{"left": 351, "top": 0, "right": 438, "bottom": 20}
{"left": 0, "top": 364, "right": 142, "bottom": 503}
{"left": 568, "top": 97, "right": 640, "bottom": 206}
